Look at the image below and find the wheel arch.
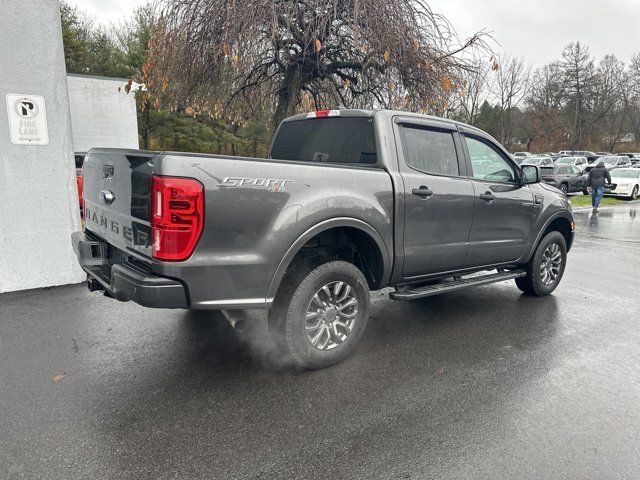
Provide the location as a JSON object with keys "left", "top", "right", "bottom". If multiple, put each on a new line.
{"left": 524, "top": 212, "right": 574, "bottom": 262}
{"left": 266, "top": 218, "right": 392, "bottom": 303}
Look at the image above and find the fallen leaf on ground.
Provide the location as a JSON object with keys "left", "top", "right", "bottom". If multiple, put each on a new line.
{"left": 53, "top": 373, "right": 66, "bottom": 382}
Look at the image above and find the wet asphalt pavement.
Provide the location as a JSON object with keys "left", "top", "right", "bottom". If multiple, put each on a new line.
{"left": 2, "top": 204, "right": 640, "bottom": 480}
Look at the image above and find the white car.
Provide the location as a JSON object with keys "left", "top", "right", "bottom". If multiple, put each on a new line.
{"left": 522, "top": 156, "right": 554, "bottom": 166}
{"left": 605, "top": 168, "right": 640, "bottom": 200}
{"left": 554, "top": 156, "right": 589, "bottom": 171}
{"left": 593, "top": 155, "right": 632, "bottom": 171}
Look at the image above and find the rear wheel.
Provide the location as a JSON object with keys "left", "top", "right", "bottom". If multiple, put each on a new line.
{"left": 560, "top": 183, "right": 568, "bottom": 194}
{"left": 269, "top": 260, "right": 370, "bottom": 369}
{"left": 515, "top": 231, "right": 567, "bottom": 296}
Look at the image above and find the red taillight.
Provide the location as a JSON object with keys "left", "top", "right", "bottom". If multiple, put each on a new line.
{"left": 77, "top": 174, "right": 84, "bottom": 217}
{"left": 151, "top": 175, "right": 204, "bottom": 261}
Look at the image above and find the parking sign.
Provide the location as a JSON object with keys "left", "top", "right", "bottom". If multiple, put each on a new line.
{"left": 6, "top": 93, "right": 49, "bottom": 145}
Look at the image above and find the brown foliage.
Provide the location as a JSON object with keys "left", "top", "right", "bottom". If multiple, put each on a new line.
{"left": 153, "top": 0, "right": 488, "bottom": 126}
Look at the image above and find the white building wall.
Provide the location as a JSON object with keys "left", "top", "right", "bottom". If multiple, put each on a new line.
{"left": 67, "top": 74, "right": 139, "bottom": 152}
{"left": 0, "top": 0, "right": 84, "bottom": 293}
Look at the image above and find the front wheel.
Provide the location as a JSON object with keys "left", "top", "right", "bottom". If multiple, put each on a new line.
{"left": 515, "top": 231, "right": 567, "bottom": 296}
{"left": 630, "top": 186, "right": 638, "bottom": 200}
{"left": 269, "top": 260, "right": 371, "bottom": 369}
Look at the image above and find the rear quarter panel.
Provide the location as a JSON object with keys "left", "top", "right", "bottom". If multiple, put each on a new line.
{"left": 153, "top": 154, "right": 394, "bottom": 308}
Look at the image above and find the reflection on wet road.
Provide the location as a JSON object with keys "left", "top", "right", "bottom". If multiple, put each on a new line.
{"left": 576, "top": 204, "right": 640, "bottom": 245}
{"left": 1, "top": 204, "right": 640, "bottom": 479}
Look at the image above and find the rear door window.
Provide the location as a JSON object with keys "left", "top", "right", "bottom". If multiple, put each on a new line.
{"left": 399, "top": 126, "right": 460, "bottom": 176}
{"left": 270, "top": 117, "right": 377, "bottom": 165}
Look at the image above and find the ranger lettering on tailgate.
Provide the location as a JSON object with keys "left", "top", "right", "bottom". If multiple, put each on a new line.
{"left": 84, "top": 207, "right": 151, "bottom": 247}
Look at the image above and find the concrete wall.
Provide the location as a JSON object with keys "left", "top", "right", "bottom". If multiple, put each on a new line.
{"left": 67, "top": 74, "right": 139, "bottom": 152}
{"left": 0, "top": 0, "right": 84, "bottom": 293}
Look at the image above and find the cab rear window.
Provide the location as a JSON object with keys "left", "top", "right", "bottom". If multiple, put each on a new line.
{"left": 270, "top": 117, "right": 377, "bottom": 165}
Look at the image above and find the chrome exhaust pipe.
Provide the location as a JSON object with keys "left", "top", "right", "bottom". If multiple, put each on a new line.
{"left": 222, "top": 310, "right": 249, "bottom": 333}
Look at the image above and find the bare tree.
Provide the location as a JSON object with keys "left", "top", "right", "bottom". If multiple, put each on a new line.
{"left": 451, "top": 56, "right": 491, "bottom": 125}
{"left": 559, "top": 42, "right": 596, "bottom": 150}
{"left": 527, "top": 62, "right": 566, "bottom": 149}
{"left": 626, "top": 53, "right": 640, "bottom": 144}
{"left": 491, "top": 54, "right": 530, "bottom": 146}
{"left": 153, "top": 0, "right": 487, "bottom": 127}
{"left": 593, "top": 55, "right": 630, "bottom": 151}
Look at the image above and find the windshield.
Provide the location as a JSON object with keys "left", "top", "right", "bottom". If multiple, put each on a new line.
{"left": 611, "top": 170, "right": 640, "bottom": 179}
{"left": 600, "top": 156, "right": 619, "bottom": 165}
{"left": 270, "top": 117, "right": 377, "bottom": 165}
{"left": 556, "top": 157, "right": 573, "bottom": 164}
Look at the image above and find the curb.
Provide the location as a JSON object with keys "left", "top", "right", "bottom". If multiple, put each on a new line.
{"left": 571, "top": 199, "right": 640, "bottom": 211}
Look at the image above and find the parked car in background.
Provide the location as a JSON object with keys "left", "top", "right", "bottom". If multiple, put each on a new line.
{"left": 540, "top": 164, "right": 588, "bottom": 194}
{"left": 605, "top": 168, "right": 640, "bottom": 199}
{"left": 588, "top": 155, "right": 632, "bottom": 171}
{"left": 522, "top": 156, "right": 554, "bottom": 166}
{"left": 615, "top": 153, "right": 640, "bottom": 166}
{"left": 511, "top": 152, "right": 534, "bottom": 163}
{"left": 567, "top": 150, "right": 600, "bottom": 163}
{"left": 554, "top": 156, "right": 589, "bottom": 171}
{"left": 596, "top": 152, "right": 611, "bottom": 156}
{"left": 558, "top": 150, "right": 599, "bottom": 162}
{"left": 543, "top": 152, "right": 563, "bottom": 161}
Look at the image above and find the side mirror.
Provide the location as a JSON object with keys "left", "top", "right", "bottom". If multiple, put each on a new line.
{"left": 521, "top": 164, "right": 540, "bottom": 184}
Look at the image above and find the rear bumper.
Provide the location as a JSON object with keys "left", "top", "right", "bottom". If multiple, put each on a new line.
{"left": 71, "top": 231, "right": 188, "bottom": 309}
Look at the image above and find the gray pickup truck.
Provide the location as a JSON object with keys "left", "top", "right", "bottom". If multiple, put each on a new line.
{"left": 72, "top": 109, "right": 574, "bottom": 369}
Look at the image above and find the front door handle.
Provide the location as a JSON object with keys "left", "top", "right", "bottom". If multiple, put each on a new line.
{"left": 479, "top": 192, "right": 496, "bottom": 202}
{"left": 412, "top": 186, "right": 434, "bottom": 198}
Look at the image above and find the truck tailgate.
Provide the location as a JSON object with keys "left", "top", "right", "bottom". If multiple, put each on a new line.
{"left": 82, "top": 149, "right": 156, "bottom": 259}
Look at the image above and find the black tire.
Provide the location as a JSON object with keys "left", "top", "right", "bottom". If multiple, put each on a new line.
{"left": 515, "top": 231, "right": 567, "bottom": 296}
{"left": 560, "top": 183, "right": 568, "bottom": 194}
{"left": 630, "top": 186, "right": 638, "bottom": 200}
{"left": 582, "top": 189, "right": 590, "bottom": 196}
{"left": 268, "top": 260, "right": 370, "bottom": 369}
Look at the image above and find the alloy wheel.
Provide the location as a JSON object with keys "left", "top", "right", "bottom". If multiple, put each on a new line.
{"left": 304, "top": 281, "right": 358, "bottom": 350}
{"left": 540, "top": 243, "right": 562, "bottom": 286}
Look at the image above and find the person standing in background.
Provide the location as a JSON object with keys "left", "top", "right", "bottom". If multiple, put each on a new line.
{"left": 587, "top": 162, "right": 611, "bottom": 213}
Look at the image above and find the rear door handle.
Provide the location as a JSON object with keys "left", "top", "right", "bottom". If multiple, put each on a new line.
{"left": 412, "top": 186, "right": 434, "bottom": 198}
{"left": 479, "top": 192, "right": 495, "bottom": 202}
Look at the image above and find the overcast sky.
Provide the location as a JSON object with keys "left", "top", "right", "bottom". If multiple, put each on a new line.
{"left": 72, "top": 0, "right": 640, "bottom": 67}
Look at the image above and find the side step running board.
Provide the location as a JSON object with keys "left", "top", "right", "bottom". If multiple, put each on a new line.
{"left": 389, "top": 269, "right": 526, "bottom": 301}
